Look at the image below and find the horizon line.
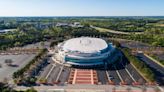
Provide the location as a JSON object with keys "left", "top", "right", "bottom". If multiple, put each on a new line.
{"left": 0, "top": 15, "right": 164, "bottom": 17}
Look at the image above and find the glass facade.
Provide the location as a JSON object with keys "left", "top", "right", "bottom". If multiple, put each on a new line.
{"left": 65, "top": 56, "right": 105, "bottom": 63}
{"left": 63, "top": 44, "right": 113, "bottom": 65}
{"left": 57, "top": 40, "right": 115, "bottom": 66}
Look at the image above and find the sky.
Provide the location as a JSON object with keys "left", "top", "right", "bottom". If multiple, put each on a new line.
{"left": 0, "top": 0, "right": 164, "bottom": 16}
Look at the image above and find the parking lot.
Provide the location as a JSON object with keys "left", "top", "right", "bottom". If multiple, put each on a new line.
{"left": 22, "top": 41, "right": 51, "bottom": 49}
{"left": 0, "top": 54, "right": 36, "bottom": 82}
{"left": 37, "top": 56, "right": 147, "bottom": 86}
{"left": 106, "top": 60, "right": 146, "bottom": 85}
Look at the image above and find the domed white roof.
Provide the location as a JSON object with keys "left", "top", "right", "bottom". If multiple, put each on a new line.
{"left": 62, "top": 37, "right": 108, "bottom": 53}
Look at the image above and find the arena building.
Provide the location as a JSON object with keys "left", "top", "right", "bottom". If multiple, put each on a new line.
{"left": 54, "top": 37, "right": 116, "bottom": 67}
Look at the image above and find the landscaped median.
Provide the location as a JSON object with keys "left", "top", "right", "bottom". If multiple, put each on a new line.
{"left": 120, "top": 48, "right": 155, "bottom": 83}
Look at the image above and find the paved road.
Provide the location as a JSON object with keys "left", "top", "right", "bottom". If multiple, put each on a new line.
{"left": 137, "top": 53, "right": 164, "bottom": 85}
{"left": 15, "top": 85, "right": 163, "bottom": 92}
{"left": 91, "top": 26, "right": 143, "bottom": 35}
{"left": 137, "top": 53, "right": 164, "bottom": 74}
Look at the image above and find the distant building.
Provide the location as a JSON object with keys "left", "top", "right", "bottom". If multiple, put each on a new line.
{"left": 0, "top": 29, "right": 15, "bottom": 33}
{"left": 56, "top": 23, "right": 70, "bottom": 27}
{"left": 35, "top": 23, "right": 54, "bottom": 29}
{"left": 56, "top": 22, "right": 83, "bottom": 28}
{"left": 71, "top": 22, "right": 84, "bottom": 28}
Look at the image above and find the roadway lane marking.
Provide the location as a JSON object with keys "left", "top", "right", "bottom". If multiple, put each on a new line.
{"left": 55, "top": 66, "right": 64, "bottom": 82}
{"left": 45, "top": 64, "right": 55, "bottom": 79}
{"left": 125, "top": 68, "right": 136, "bottom": 82}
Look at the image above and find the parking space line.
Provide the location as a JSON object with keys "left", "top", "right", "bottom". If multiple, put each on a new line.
{"left": 115, "top": 67, "right": 124, "bottom": 82}
{"left": 125, "top": 68, "right": 136, "bottom": 82}
{"left": 55, "top": 66, "right": 64, "bottom": 82}
{"left": 38, "top": 64, "right": 51, "bottom": 80}
{"left": 105, "top": 71, "right": 111, "bottom": 82}
{"left": 120, "top": 62, "right": 136, "bottom": 82}
{"left": 45, "top": 64, "right": 55, "bottom": 79}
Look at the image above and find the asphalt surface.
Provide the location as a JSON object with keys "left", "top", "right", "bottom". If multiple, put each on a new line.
{"left": 15, "top": 84, "right": 162, "bottom": 92}
{"left": 0, "top": 54, "right": 36, "bottom": 81}
{"left": 96, "top": 70, "right": 108, "bottom": 85}
{"left": 137, "top": 53, "right": 164, "bottom": 85}
{"left": 47, "top": 65, "right": 60, "bottom": 83}
{"left": 38, "top": 57, "right": 70, "bottom": 85}
{"left": 117, "top": 67, "right": 134, "bottom": 84}
{"left": 120, "top": 41, "right": 151, "bottom": 49}
{"left": 126, "top": 64, "right": 146, "bottom": 84}
{"left": 120, "top": 56, "right": 146, "bottom": 84}
{"left": 22, "top": 41, "right": 51, "bottom": 49}
{"left": 37, "top": 53, "right": 147, "bottom": 85}
{"left": 107, "top": 70, "right": 121, "bottom": 85}
{"left": 38, "top": 61, "right": 147, "bottom": 85}
{"left": 58, "top": 67, "right": 71, "bottom": 84}
{"left": 137, "top": 53, "right": 164, "bottom": 74}
{"left": 114, "top": 61, "right": 134, "bottom": 84}
{"left": 106, "top": 54, "right": 147, "bottom": 85}
{"left": 38, "top": 64, "right": 53, "bottom": 80}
